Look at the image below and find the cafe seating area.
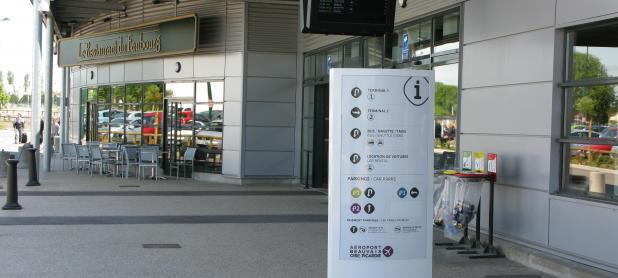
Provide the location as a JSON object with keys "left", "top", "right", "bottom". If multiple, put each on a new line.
{"left": 60, "top": 141, "right": 200, "bottom": 180}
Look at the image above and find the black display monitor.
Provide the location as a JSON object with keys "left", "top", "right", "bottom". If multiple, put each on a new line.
{"left": 302, "top": 0, "right": 397, "bottom": 36}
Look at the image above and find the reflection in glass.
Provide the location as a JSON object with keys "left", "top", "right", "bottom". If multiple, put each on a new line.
{"left": 365, "top": 37, "right": 383, "bottom": 68}
{"left": 112, "top": 85, "right": 124, "bottom": 104}
{"left": 566, "top": 85, "right": 618, "bottom": 136}
{"left": 434, "top": 63, "right": 459, "bottom": 153}
{"left": 165, "top": 82, "right": 194, "bottom": 98}
{"left": 97, "top": 86, "right": 111, "bottom": 104}
{"left": 571, "top": 23, "right": 618, "bottom": 80}
{"left": 126, "top": 84, "right": 142, "bottom": 103}
{"left": 566, "top": 143, "right": 618, "bottom": 201}
{"left": 195, "top": 81, "right": 224, "bottom": 173}
{"left": 124, "top": 104, "right": 142, "bottom": 145}
{"left": 344, "top": 41, "right": 362, "bottom": 68}
{"left": 143, "top": 83, "right": 163, "bottom": 104}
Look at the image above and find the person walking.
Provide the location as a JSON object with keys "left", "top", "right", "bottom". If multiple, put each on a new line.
{"left": 13, "top": 114, "right": 24, "bottom": 144}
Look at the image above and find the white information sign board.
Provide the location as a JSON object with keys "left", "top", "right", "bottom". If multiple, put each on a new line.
{"left": 328, "top": 69, "right": 434, "bottom": 278}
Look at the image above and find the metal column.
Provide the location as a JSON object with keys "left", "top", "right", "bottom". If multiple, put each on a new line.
{"left": 61, "top": 68, "right": 68, "bottom": 147}
{"left": 43, "top": 13, "right": 53, "bottom": 172}
{"left": 31, "top": 0, "right": 42, "bottom": 150}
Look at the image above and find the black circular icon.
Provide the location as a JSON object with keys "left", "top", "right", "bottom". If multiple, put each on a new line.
{"left": 351, "top": 87, "right": 362, "bottom": 98}
{"left": 350, "top": 226, "right": 358, "bottom": 233}
{"left": 364, "top": 203, "right": 375, "bottom": 214}
{"left": 350, "top": 128, "right": 361, "bottom": 139}
{"left": 351, "top": 107, "right": 362, "bottom": 118}
{"left": 410, "top": 187, "right": 419, "bottom": 198}
{"left": 364, "top": 187, "right": 375, "bottom": 198}
{"left": 350, "top": 153, "right": 361, "bottom": 164}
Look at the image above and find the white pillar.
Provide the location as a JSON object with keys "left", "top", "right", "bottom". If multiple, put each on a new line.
{"left": 31, "top": 0, "right": 41, "bottom": 150}
{"left": 43, "top": 13, "right": 53, "bottom": 172}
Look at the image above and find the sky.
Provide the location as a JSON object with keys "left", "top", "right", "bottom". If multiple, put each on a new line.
{"left": 0, "top": 0, "right": 62, "bottom": 97}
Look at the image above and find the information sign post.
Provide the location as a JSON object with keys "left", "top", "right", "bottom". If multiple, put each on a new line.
{"left": 328, "top": 69, "right": 435, "bottom": 277}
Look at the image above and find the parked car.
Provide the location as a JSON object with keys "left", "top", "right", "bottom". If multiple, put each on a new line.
{"left": 570, "top": 131, "right": 601, "bottom": 138}
{"left": 98, "top": 109, "right": 123, "bottom": 125}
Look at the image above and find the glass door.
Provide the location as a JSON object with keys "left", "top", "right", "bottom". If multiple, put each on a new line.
{"left": 163, "top": 98, "right": 194, "bottom": 175}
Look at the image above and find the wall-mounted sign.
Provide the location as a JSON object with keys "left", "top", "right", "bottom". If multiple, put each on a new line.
{"left": 473, "top": 151, "right": 485, "bottom": 172}
{"left": 58, "top": 15, "right": 197, "bottom": 67}
{"left": 328, "top": 69, "right": 434, "bottom": 277}
{"left": 402, "top": 33, "right": 409, "bottom": 60}
{"left": 487, "top": 153, "right": 497, "bottom": 177}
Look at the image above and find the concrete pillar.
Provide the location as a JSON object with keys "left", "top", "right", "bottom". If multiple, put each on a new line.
{"left": 43, "top": 13, "right": 54, "bottom": 172}
{"left": 31, "top": 0, "right": 41, "bottom": 151}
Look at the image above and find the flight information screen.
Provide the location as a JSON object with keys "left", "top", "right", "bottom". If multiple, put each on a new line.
{"left": 303, "top": 0, "right": 396, "bottom": 36}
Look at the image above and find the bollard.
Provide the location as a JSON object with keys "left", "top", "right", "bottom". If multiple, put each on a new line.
{"left": 25, "top": 148, "right": 41, "bottom": 187}
{"left": 3, "top": 159, "right": 22, "bottom": 210}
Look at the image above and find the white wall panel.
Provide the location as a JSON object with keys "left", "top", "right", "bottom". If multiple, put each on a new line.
{"left": 222, "top": 150, "right": 241, "bottom": 177}
{"left": 557, "top": 0, "right": 618, "bottom": 26}
{"left": 247, "top": 52, "right": 296, "bottom": 78}
{"left": 163, "top": 56, "right": 194, "bottom": 79}
{"left": 225, "top": 52, "right": 243, "bottom": 77}
{"left": 461, "top": 82, "right": 553, "bottom": 136}
{"left": 245, "top": 102, "right": 295, "bottom": 127}
{"left": 462, "top": 28, "right": 555, "bottom": 89}
{"left": 124, "top": 61, "right": 143, "bottom": 82}
{"left": 222, "top": 125, "right": 241, "bottom": 151}
{"left": 80, "top": 69, "right": 87, "bottom": 86}
{"left": 245, "top": 127, "right": 294, "bottom": 151}
{"left": 223, "top": 101, "right": 242, "bottom": 126}
{"left": 244, "top": 151, "right": 295, "bottom": 176}
{"left": 460, "top": 134, "right": 551, "bottom": 191}
{"left": 549, "top": 197, "right": 618, "bottom": 268}
{"left": 142, "top": 58, "right": 163, "bottom": 81}
{"left": 194, "top": 54, "right": 225, "bottom": 78}
{"left": 97, "top": 64, "right": 109, "bottom": 84}
{"left": 109, "top": 63, "right": 125, "bottom": 83}
{"left": 224, "top": 77, "right": 243, "bottom": 102}
{"left": 71, "top": 71, "right": 79, "bottom": 87}
{"left": 246, "top": 77, "right": 296, "bottom": 103}
{"left": 86, "top": 68, "right": 97, "bottom": 85}
{"left": 464, "top": 0, "right": 555, "bottom": 44}
{"left": 475, "top": 185, "right": 549, "bottom": 246}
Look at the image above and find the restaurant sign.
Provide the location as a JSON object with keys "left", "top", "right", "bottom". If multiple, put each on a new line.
{"left": 58, "top": 15, "right": 197, "bottom": 67}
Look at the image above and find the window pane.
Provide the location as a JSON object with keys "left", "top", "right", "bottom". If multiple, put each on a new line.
{"left": 97, "top": 104, "right": 110, "bottom": 143}
{"left": 110, "top": 104, "right": 125, "bottom": 143}
{"left": 566, "top": 143, "right": 618, "bottom": 201}
{"left": 126, "top": 84, "right": 142, "bottom": 103}
{"left": 566, "top": 85, "right": 618, "bottom": 136}
{"left": 344, "top": 41, "right": 362, "bottom": 68}
{"left": 195, "top": 103, "right": 223, "bottom": 173}
{"left": 124, "top": 104, "right": 142, "bottom": 145}
{"left": 365, "top": 37, "right": 383, "bottom": 67}
{"left": 327, "top": 47, "right": 342, "bottom": 70}
{"left": 434, "top": 12, "right": 459, "bottom": 53}
{"left": 571, "top": 23, "right": 618, "bottom": 81}
{"left": 196, "top": 81, "right": 224, "bottom": 103}
{"left": 165, "top": 82, "right": 194, "bottom": 99}
{"left": 143, "top": 105, "right": 163, "bottom": 145}
{"left": 434, "top": 63, "right": 459, "bottom": 161}
{"left": 415, "top": 21, "right": 432, "bottom": 57}
{"left": 97, "top": 86, "right": 110, "bottom": 104}
{"left": 304, "top": 55, "right": 315, "bottom": 80}
{"left": 87, "top": 88, "right": 96, "bottom": 102}
{"left": 112, "top": 85, "right": 124, "bottom": 104}
{"left": 143, "top": 83, "right": 163, "bottom": 104}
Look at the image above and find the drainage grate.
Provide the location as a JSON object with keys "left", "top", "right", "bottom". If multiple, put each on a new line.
{"left": 142, "top": 244, "right": 181, "bottom": 249}
{"left": 119, "top": 185, "right": 141, "bottom": 188}
{"left": 486, "top": 275, "right": 543, "bottom": 278}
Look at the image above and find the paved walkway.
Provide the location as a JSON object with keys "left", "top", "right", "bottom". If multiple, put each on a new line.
{"left": 0, "top": 170, "right": 553, "bottom": 277}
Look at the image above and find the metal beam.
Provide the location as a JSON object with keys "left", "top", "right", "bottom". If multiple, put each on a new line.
{"left": 52, "top": 2, "right": 125, "bottom": 11}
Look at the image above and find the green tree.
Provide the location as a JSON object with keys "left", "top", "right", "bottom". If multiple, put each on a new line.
{"left": 572, "top": 52, "right": 616, "bottom": 125}
{"left": 7, "top": 70, "right": 14, "bottom": 94}
{"left": 435, "top": 82, "right": 458, "bottom": 117}
{"left": 23, "top": 74, "right": 29, "bottom": 95}
{"left": 9, "top": 94, "right": 19, "bottom": 104}
{"left": 0, "top": 70, "right": 3, "bottom": 84}
{"left": 0, "top": 87, "right": 8, "bottom": 109}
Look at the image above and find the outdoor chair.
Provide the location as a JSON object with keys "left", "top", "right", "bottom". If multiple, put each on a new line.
{"left": 122, "top": 146, "right": 140, "bottom": 178}
{"left": 75, "top": 145, "right": 91, "bottom": 174}
{"left": 170, "top": 147, "right": 196, "bottom": 179}
{"left": 138, "top": 148, "right": 159, "bottom": 181}
{"left": 89, "top": 146, "right": 112, "bottom": 176}
{"left": 61, "top": 143, "right": 77, "bottom": 170}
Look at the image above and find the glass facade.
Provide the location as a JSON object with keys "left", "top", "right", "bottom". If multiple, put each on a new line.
{"left": 72, "top": 81, "right": 223, "bottom": 174}
{"left": 301, "top": 9, "right": 461, "bottom": 186}
{"left": 561, "top": 20, "right": 618, "bottom": 202}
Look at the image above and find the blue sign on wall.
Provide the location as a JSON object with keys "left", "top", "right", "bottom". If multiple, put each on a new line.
{"left": 402, "top": 33, "right": 409, "bottom": 60}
